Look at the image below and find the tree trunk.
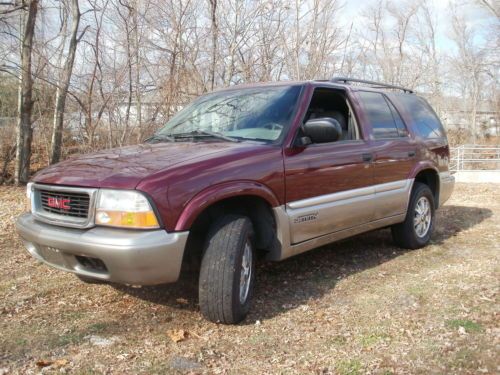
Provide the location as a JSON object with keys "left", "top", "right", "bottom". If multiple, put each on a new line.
{"left": 133, "top": 1, "right": 142, "bottom": 142}
{"left": 50, "top": 0, "right": 81, "bottom": 164}
{"left": 208, "top": 0, "right": 217, "bottom": 90}
{"left": 14, "top": 0, "right": 38, "bottom": 185}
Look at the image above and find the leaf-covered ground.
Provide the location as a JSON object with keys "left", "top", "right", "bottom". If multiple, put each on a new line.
{"left": 0, "top": 183, "right": 498, "bottom": 374}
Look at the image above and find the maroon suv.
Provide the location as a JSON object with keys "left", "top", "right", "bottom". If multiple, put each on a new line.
{"left": 17, "top": 77, "right": 454, "bottom": 324}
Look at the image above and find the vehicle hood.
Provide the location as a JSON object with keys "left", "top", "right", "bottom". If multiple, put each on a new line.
{"left": 32, "top": 142, "right": 254, "bottom": 189}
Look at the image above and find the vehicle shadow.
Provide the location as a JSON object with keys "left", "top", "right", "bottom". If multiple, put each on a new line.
{"left": 111, "top": 205, "right": 492, "bottom": 323}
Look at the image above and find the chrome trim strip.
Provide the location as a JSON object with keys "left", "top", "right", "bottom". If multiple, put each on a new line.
{"left": 286, "top": 185, "right": 373, "bottom": 209}
{"left": 287, "top": 179, "right": 411, "bottom": 210}
{"left": 374, "top": 179, "right": 407, "bottom": 193}
{"left": 31, "top": 183, "right": 98, "bottom": 229}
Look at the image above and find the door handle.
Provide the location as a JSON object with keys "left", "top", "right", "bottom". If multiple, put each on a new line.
{"left": 408, "top": 151, "right": 416, "bottom": 158}
{"left": 362, "top": 153, "right": 373, "bottom": 162}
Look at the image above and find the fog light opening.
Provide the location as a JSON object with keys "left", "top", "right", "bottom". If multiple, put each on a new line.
{"left": 75, "top": 256, "right": 108, "bottom": 272}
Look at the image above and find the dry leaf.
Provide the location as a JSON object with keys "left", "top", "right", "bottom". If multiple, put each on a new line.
{"left": 176, "top": 298, "right": 189, "bottom": 305}
{"left": 35, "top": 359, "right": 68, "bottom": 368}
{"left": 35, "top": 360, "right": 53, "bottom": 367}
{"left": 168, "top": 329, "right": 188, "bottom": 343}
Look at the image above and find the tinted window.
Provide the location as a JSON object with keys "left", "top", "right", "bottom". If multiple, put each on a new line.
{"left": 386, "top": 97, "right": 408, "bottom": 137}
{"left": 396, "top": 95, "right": 444, "bottom": 139}
{"left": 358, "top": 91, "right": 399, "bottom": 139}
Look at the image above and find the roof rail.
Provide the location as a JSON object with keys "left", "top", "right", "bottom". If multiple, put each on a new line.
{"left": 331, "top": 77, "right": 414, "bottom": 94}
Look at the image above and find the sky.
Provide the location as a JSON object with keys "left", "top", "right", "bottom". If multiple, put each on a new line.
{"left": 342, "top": 0, "right": 498, "bottom": 52}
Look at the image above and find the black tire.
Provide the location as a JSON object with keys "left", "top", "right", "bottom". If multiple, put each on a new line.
{"left": 76, "top": 275, "right": 107, "bottom": 284}
{"left": 391, "top": 182, "right": 435, "bottom": 249}
{"left": 199, "top": 215, "right": 256, "bottom": 324}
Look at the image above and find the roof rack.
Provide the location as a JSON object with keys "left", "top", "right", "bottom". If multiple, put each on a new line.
{"left": 330, "top": 77, "right": 414, "bottom": 94}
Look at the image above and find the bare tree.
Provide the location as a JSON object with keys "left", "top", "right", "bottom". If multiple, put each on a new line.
{"left": 477, "top": 0, "right": 499, "bottom": 18}
{"left": 208, "top": 0, "right": 217, "bottom": 90}
{"left": 14, "top": 0, "right": 38, "bottom": 185}
{"left": 49, "top": 0, "right": 83, "bottom": 164}
{"left": 450, "top": 8, "right": 488, "bottom": 143}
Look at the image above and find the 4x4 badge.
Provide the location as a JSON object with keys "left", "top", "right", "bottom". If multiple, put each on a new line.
{"left": 294, "top": 212, "right": 318, "bottom": 224}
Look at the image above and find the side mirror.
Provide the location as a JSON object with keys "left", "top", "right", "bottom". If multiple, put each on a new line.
{"left": 300, "top": 118, "right": 342, "bottom": 144}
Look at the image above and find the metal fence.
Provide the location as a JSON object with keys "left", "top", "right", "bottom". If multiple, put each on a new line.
{"left": 450, "top": 145, "right": 500, "bottom": 172}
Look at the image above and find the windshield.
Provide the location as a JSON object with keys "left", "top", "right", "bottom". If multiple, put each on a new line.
{"left": 156, "top": 85, "right": 301, "bottom": 142}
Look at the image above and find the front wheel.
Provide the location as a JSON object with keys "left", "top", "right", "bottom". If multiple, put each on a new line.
{"left": 391, "top": 182, "right": 435, "bottom": 249}
{"left": 199, "top": 215, "right": 256, "bottom": 324}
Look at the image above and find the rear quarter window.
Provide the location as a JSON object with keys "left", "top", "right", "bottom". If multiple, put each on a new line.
{"left": 396, "top": 95, "right": 445, "bottom": 139}
{"left": 357, "top": 91, "right": 403, "bottom": 139}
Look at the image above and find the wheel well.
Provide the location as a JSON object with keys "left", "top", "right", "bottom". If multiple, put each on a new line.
{"left": 181, "top": 195, "right": 277, "bottom": 273}
{"left": 414, "top": 169, "right": 439, "bottom": 207}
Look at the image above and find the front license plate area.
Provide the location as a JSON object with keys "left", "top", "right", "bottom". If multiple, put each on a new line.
{"left": 38, "top": 246, "right": 65, "bottom": 266}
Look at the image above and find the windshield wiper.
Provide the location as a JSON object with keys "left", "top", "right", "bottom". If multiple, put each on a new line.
{"left": 144, "top": 134, "right": 176, "bottom": 143}
{"left": 170, "top": 130, "right": 240, "bottom": 143}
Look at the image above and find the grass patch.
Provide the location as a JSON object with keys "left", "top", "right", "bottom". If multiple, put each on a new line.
{"left": 15, "top": 337, "right": 28, "bottom": 346}
{"left": 449, "top": 348, "right": 477, "bottom": 370}
{"left": 326, "top": 335, "right": 347, "bottom": 346}
{"left": 87, "top": 322, "right": 112, "bottom": 334}
{"left": 45, "top": 321, "right": 118, "bottom": 349}
{"left": 247, "top": 332, "right": 268, "bottom": 346}
{"left": 406, "top": 284, "right": 426, "bottom": 298}
{"left": 360, "top": 332, "right": 390, "bottom": 347}
{"left": 62, "top": 310, "right": 85, "bottom": 320}
{"left": 46, "top": 331, "right": 85, "bottom": 348}
{"left": 336, "top": 359, "right": 362, "bottom": 375}
{"left": 446, "top": 319, "right": 483, "bottom": 333}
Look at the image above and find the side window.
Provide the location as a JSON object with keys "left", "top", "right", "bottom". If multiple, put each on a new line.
{"left": 357, "top": 91, "right": 399, "bottom": 139}
{"left": 304, "top": 88, "right": 359, "bottom": 142}
{"left": 396, "top": 94, "right": 444, "bottom": 139}
{"left": 385, "top": 97, "right": 408, "bottom": 137}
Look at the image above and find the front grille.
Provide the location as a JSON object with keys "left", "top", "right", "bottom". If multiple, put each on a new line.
{"left": 39, "top": 189, "right": 90, "bottom": 219}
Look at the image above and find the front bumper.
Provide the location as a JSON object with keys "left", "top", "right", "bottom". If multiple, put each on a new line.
{"left": 16, "top": 213, "right": 189, "bottom": 285}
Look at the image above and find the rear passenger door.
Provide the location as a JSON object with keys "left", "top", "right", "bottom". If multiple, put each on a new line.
{"left": 356, "top": 91, "right": 417, "bottom": 220}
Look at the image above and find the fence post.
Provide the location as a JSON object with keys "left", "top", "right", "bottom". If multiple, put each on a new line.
{"left": 458, "top": 145, "right": 462, "bottom": 171}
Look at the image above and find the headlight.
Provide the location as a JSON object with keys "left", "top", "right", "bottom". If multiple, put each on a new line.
{"left": 26, "top": 182, "right": 34, "bottom": 213}
{"left": 95, "top": 189, "right": 160, "bottom": 229}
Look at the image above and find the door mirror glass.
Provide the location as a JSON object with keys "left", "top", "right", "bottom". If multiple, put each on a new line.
{"left": 301, "top": 118, "right": 342, "bottom": 144}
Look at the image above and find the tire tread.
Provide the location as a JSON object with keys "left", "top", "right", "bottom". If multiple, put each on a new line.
{"left": 199, "top": 215, "right": 254, "bottom": 324}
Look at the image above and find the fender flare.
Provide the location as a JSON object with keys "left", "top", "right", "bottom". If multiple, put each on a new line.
{"left": 408, "top": 161, "right": 440, "bottom": 180}
{"left": 408, "top": 161, "right": 441, "bottom": 206}
{"left": 174, "top": 181, "right": 280, "bottom": 231}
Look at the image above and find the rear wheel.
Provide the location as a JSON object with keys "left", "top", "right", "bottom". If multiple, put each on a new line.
{"left": 199, "top": 215, "right": 256, "bottom": 324}
{"left": 391, "top": 182, "right": 435, "bottom": 249}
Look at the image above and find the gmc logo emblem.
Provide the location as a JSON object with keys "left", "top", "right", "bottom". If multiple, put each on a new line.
{"left": 47, "top": 197, "right": 71, "bottom": 210}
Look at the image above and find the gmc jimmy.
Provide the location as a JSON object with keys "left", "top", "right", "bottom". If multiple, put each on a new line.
{"left": 17, "top": 77, "right": 454, "bottom": 324}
